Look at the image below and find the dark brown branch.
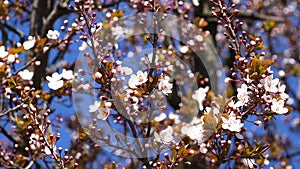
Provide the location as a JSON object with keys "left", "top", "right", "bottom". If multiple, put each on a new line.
{"left": 41, "top": 1, "right": 72, "bottom": 37}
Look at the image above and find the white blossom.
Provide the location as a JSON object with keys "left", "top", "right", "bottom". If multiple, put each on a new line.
{"left": 18, "top": 69, "right": 34, "bottom": 80}
{"left": 46, "top": 72, "right": 63, "bottom": 90}
{"left": 169, "top": 113, "right": 180, "bottom": 124}
{"left": 192, "top": 0, "right": 200, "bottom": 6}
{"left": 262, "top": 94, "right": 272, "bottom": 103}
{"left": 260, "top": 74, "right": 279, "bottom": 93}
{"left": 192, "top": 86, "right": 209, "bottom": 110}
{"left": 179, "top": 46, "right": 189, "bottom": 53}
{"left": 199, "top": 143, "right": 208, "bottom": 154}
{"left": 158, "top": 76, "right": 173, "bottom": 95}
{"left": 128, "top": 71, "right": 148, "bottom": 88}
{"left": 277, "top": 83, "right": 289, "bottom": 100}
{"left": 61, "top": 69, "right": 74, "bottom": 80}
{"left": 235, "top": 83, "right": 249, "bottom": 107}
{"left": 89, "top": 101, "right": 100, "bottom": 113}
{"left": 47, "top": 30, "right": 60, "bottom": 40}
{"left": 221, "top": 112, "right": 244, "bottom": 132}
{"left": 96, "top": 107, "right": 110, "bottom": 120}
{"left": 29, "top": 133, "right": 41, "bottom": 151}
{"left": 89, "top": 101, "right": 110, "bottom": 120}
{"left": 7, "top": 54, "right": 16, "bottom": 63}
{"left": 154, "top": 126, "right": 174, "bottom": 144}
{"left": 23, "top": 36, "right": 36, "bottom": 50}
{"left": 181, "top": 117, "right": 205, "bottom": 144}
{"left": 154, "top": 113, "right": 166, "bottom": 122}
{"left": 0, "top": 46, "right": 8, "bottom": 58}
{"left": 271, "top": 99, "right": 288, "bottom": 114}
{"left": 117, "top": 66, "right": 133, "bottom": 75}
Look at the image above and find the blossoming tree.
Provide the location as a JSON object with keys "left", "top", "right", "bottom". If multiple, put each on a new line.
{"left": 0, "top": 0, "right": 299, "bottom": 168}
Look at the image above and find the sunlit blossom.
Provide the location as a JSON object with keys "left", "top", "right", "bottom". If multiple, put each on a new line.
{"left": 154, "top": 113, "right": 166, "bottom": 122}
{"left": 128, "top": 71, "right": 148, "bottom": 88}
{"left": 18, "top": 69, "right": 34, "bottom": 80}
{"left": 235, "top": 83, "right": 249, "bottom": 107}
{"left": 221, "top": 112, "right": 244, "bottom": 132}
{"left": 96, "top": 107, "right": 110, "bottom": 120}
{"left": 271, "top": 99, "right": 288, "bottom": 114}
{"left": 0, "top": 46, "right": 8, "bottom": 58}
{"left": 158, "top": 76, "right": 173, "bottom": 95}
{"left": 47, "top": 30, "right": 60, "bottom": 40}
{"left": 181, "top": 117, "right": 205, "bottom": 144}
{"left": 260, "top": 74, "right": 279, "bottom": 93}
{"left": 23, "top": 36, "right": 36, "bottom": 50}
{"left": 154, "top": 126, "right": 174, "bottom": 144}
{"left": 61, "top": 69, "right": 74, "bottom": 80}
{"left": 117, "top": 66, "right": 133, "bottom": 75}
{"left": 46, "top": 72, "right": 63, "bottom": 90}
{"left": 192, "top": 86, "right": 209, "bottom": 110}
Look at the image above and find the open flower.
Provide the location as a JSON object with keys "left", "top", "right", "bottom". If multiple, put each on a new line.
{"left": 158, "top": 76, "right": 173, "bottom": 95}
{"left": 0, "top": 46, "right": 8, "bottom": 58}
{"left": 154, "top": 126, "right": 174, "bottom": 144}
{"left": 47, "top": 30, "right": 60, "bottom": 40}
{"left": 192, "top": 86, "right": 209, "bottom": 110}
{"left": 18, "top": 69, "right": 34, "bottom": 80}
{"left": 89, "top": 101, "right": 100, "bottom": 113}
{"left": 23, "top": 36, "right": 35, "bottom": 50}
{"left": 221, "top": 112, "right": 244, "bottom": 132}
{"left": 235, "top": 83, "right": 249, "bottom": 107}
{"left": 62, "top": 69, "right": 74, "bottom": 80}
{"left": 46, "top": 72, "right": 63, "bottom": 90}
{"left": 96, "top": 108, "right": 110, "bottom": 120}
{"left": 89, "top": 101, "right": 111, "bottom": 120}
{"left": 117, "top": 66, "right": 133, "bottom": 75}
{"left": 260, "top": 74, "right": 279, "bottom": 93}
{"left": 128, "top": 71, "right": 148, "bottom": 88}
{"left": 271, "top": 99, "right": 288, "bottom": 114}
{"left": 181, "top": 117, "right": 205, "bottom": 144}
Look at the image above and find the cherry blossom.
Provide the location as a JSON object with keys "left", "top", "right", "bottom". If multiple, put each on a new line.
{"left": 47, "top": 30, "right": 60, "bottom": 40}
{"left": 128, "top": 71, "right": 148, "bottom": 88}
{"left": 192, "top": 0, "right": 200, "bottom": 6}
{"left": 260, "top": 74, "right": 279, "bottom": 93}
{"left": 7, "top": 54, "right": 16, "bottom": 63}
{"left": 89, "top": 101, "right": 111, "bottom": 120}
{"left": 169, "top": 113, "right": 180, "bottom": 124}
{"left": 96, "top": 107, "right": 110, "bottom": 120}
{"left": 158, "top": 76, "right": 173, "bottom": 95}
{"left": 192, "top": 86, "right": 209, "bottom": 110}
{"left": 221, "top": 112, "right": 244, "bottom": 132}
{"left": 46, "top": 72, "right": 63, "bottom": 90}
{"left": 154, "top": 126, "right": 174, "bottom": 144}
{"left": 271, "top": 99, "right": 288, "bottom": 114}
{"left": 23, "top": 36, "right": 36, "bottom": 50}
{"left": 89, "top": 101, "right": 100, "bottom": 113}
{"left": 61, "top": 69, "right": 74, "bottom": 80}
{"left": 18, "top": 69, "right": 34, "bottom": 80}
{"left": 117, "top": 66, "right": 133, "bottom": 75}
{"left": 154, "top": 113, "right": 167, "bottom": 122}
{"left": 181, "top": 117, "right": 205, "bottom": 144}
{"left": 235, "top": 83, "right": 249, "bottom": 107}
{"left": 199, "top": 143, "right": 208, "bottom": 154}
{"left": 277, "top": 83, "right": 289, "bottom": 100}
{"left": 29, "top": 133, "right": 41, "bottom": 151}
{"left": 0, "top": 46, "right": 8, "bottom": 58}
